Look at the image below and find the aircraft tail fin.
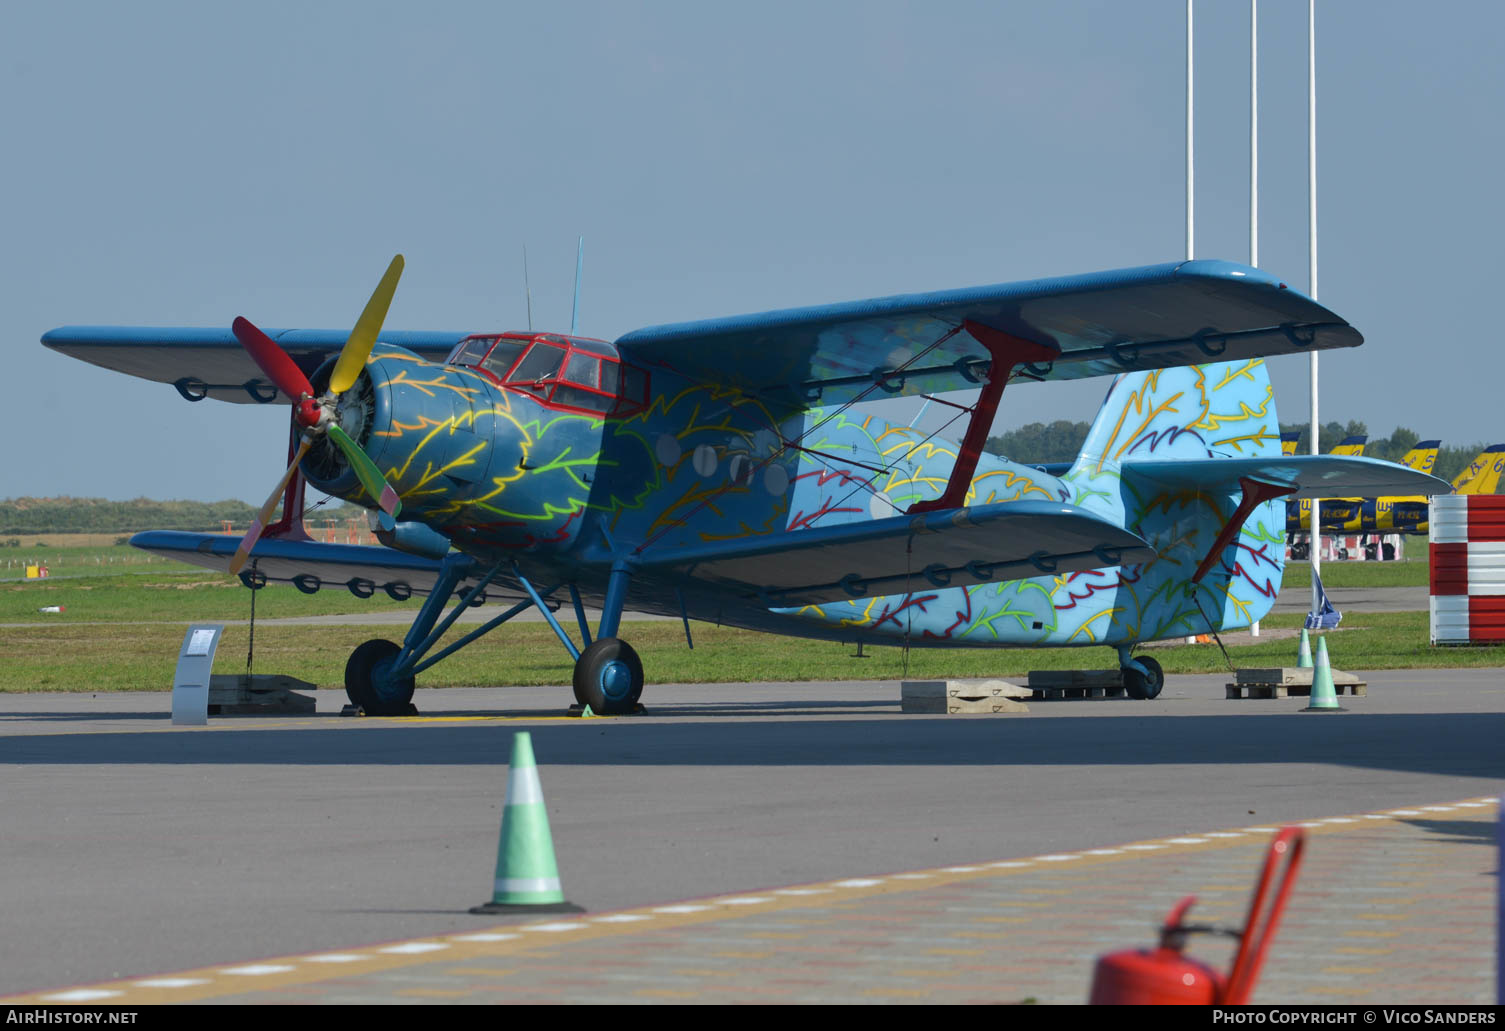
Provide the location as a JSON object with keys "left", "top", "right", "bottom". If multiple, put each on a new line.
{"left": 1454, "top": 444, "right": 1505, "bottom": 494}
{"left": 1398, "top": 439, "right": 1441, "bottom": 474}
{"left": 1064, "top": 359, "right": 1284, "bottom": 637}
{"left": 1070, "top": 360, "right": 1281, "bottom": 484}
{"left": 1329, "top": 434, "right": 1367, "bottom": 456}
{"left": 1280, "top": 431, "right": 1301, "bottom": 456}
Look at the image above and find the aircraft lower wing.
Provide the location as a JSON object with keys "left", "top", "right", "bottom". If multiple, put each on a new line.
{"left": 131, "top": 530, "right": 530, "bottom": 604}
{"left": 634, "top": 501, "right": 1155, "bottom": 607}
{"left": 1121, "top": 455, "right": 1451, "bottom": 499}
{"left": 617, "top": 260, "right": 1360, "bottom": 406}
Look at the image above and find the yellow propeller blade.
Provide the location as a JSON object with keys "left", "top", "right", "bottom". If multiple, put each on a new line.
{"left": 329, "top": 254, "right": 404, "bottom": 395}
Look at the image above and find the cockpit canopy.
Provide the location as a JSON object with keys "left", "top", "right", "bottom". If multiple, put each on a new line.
{"left": 447, "top": 333, "right": 648, "bottom": 417}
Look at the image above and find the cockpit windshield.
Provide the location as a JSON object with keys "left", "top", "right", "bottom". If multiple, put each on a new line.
{"left": 508, "top": 341, "right": 567, "bottom": 384}
{"left": 448, "top": 333, "right": 648, "bottom": 416}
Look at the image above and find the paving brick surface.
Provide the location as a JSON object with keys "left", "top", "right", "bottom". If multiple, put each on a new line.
{"left": 7, "top": 797, "right": 1496, "bottom": 1005}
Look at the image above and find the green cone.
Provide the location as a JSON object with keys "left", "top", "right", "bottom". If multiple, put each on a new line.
{"left": 471, "top": 731, "right": 581, "bottom": 913}
{"left": 1297, "top": 627, "right": 1313, "bottom": 668}
{"left": 1302, "top": 636, "right": 1345, "bottom": 712}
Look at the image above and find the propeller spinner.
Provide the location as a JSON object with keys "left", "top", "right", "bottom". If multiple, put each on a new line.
{"left": 228, "top": 255, "right": 405, "bottom": 575}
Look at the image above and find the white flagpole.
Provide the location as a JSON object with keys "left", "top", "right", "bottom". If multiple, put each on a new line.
{"left": 1250, "top": 0, "right": 1258, "bottom": 271}
{"left": 1250, "top": 0, "right": 1261, "bottom": 637}
{"left": 1309, "top": 0, "right": 1322, "bottom": 619}
{"left": 1186, "top": 0, "right": 1195, "bottom": 262}
{"left": 1185, "top": 0, "right": 1198, "bottom": 646}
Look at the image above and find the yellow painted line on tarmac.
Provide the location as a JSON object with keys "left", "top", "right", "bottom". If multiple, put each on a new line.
{"left": 4, "top": 794, "right": 1496, "bottom": 1006}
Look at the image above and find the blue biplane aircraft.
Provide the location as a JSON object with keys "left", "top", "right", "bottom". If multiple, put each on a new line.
{"left": 44, "top": 257, "right": 1445, "bottom": 714}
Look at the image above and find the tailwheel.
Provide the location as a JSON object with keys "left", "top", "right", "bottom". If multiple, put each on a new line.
{"left": 573, "top": 637, "right": 643, "bottom": 715}
{"left": 346, "top": 638, "right": 417, "bottom": 716}
{"left": 1123, "top": 654, "right": 1164, "bottom": 701}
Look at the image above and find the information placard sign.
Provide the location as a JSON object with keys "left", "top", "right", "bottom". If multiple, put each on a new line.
{"left": 171, "top": 623, "right": 223, "bottom": 726}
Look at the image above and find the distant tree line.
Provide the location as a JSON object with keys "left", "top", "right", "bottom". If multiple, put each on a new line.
{"left": 0, "top": 497, "right": 258, "bottom": 535}
{"left": 984, "top": 420, "right": 1090, "bottom": 464}
{"left": 984, "top": 420, "right": 1498, "bottom": 490}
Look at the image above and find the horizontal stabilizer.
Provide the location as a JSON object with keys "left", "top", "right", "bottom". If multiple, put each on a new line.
{"left": 636, "top": 500, "right": 1154, "bottom": 606}
{"left": 1122, "top": 455, "right": 1450, "bottom": 500}
{"left": 131, "top": 530, "right": 529, "bottom": 604}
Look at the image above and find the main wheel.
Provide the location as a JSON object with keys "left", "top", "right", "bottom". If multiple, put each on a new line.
{"left": 572, "top": 637, "right": 644, "bottom": 715}
{"left": 1123, "top": 654, "right": 1164, "bottom": 700}
{"left": 345, "top": 638, "right": 416, "bottom": 716}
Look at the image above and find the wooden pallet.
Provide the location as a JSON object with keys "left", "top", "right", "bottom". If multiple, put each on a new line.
{"left": 1225, "top": 667, "right": 1367, "bottom": 699}
{"left": 1027, "top": 669, "right": 1127, "bottom": 701}
{"left": 1030, "top": 685, "right": 1129, "bottom": 700}
{"left": 208, "top": 674, "right": 316, "bottom": 715}
{"left": 900, "top": 680, "right": 1029, "bottom": 715}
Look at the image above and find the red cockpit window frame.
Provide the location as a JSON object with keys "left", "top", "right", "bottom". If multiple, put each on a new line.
{"left": 448, "top": 333, "right": 649, "bottom": 418}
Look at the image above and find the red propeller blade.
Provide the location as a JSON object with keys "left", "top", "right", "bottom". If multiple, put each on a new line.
{"left": 232, "top": 317, "right": 320, "bottom": 424}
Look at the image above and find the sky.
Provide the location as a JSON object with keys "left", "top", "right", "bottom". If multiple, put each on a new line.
{"left": 4, "top": 0, "right": 1502, "bottom": 502}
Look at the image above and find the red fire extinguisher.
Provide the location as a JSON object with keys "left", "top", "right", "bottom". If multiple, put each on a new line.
{"left": 1089, "top": 826, "right": 1305, "bottom": 1005}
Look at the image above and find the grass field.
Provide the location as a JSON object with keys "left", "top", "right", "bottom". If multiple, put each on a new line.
{"left": 0, "top": 562, "right": 1495, "bottom": 693}
{"left": 0, "top": 537, "right": 1467, "bottom": 694}
{"left": 1278, "top": 557, "right": 1429, "bottom": 589}
{"left": 1, "top": 544, "right": 184, "bottom": 577}
{"left": 2, "top": 571, "right": 422, "bottom": 623}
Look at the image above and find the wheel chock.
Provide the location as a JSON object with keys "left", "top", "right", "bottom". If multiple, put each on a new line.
{"left": 566, "top": 703, "right": 647, "bottom": 718}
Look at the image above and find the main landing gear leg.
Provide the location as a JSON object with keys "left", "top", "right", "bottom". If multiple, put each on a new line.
{"left": 1117, "top": 644, "right": 1164, "bottom": 701}
{"left": 345, "top": 554, "right": 538, "bottom": 716}
{"left": 572, "top": 564, "right": 643, "bottom": 716}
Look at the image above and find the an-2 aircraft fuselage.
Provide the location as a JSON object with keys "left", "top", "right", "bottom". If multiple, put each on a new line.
{"left": 313, "top": 335, "right": 1288, "bottom": 659}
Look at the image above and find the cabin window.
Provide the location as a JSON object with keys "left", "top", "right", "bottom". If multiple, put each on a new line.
{"left": 564, "top": 352, "right": 601, "bottom": 389}
{"left": 451, "top": 336, "right": 494, "bottom": 367}
{"left": 482, "top": 338, "right": 528, "bottom": 379}
{"left": 598, "top": 360, "right": 621, "bottom": 397}
{"left": 550, "top": 352, "right": 612, "bottom": 413}
{"left": 508, "top": 341, "right": 567, "bottom": 385}
{"left": 617, "top": 365, "right": 646, "bottom": 413}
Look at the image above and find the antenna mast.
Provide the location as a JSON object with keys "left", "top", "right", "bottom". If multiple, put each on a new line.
{"left": 570, "top": 236, "right": 583, "bottom": 335}
{"left": 523, "top": 246, "right": 533, "bottom": 332}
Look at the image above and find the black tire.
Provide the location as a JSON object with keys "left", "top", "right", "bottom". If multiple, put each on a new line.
{"left": 1123, "top": 654, "right": 1164, "bottom": 700}
{"left": 345, "top": 638, "right": 416, "bottom": 716}
{"left": 572, "top": 637, "right": 644, "bottom": 715}
{"left": 1291, "top": 542, "right": 1309, "bottom": 561}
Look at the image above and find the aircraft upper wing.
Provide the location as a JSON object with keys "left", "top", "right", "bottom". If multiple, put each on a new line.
{"left": 632, "top": 500, "right": 1154, "bottom": 607}
{"left": 1121, "top": 455, "right": 1451, "bottom": 500}
{"left": 615, "top": 260, "right": 1361, "bottom": 406}
{"left": 131, "top": 530, "right": 534, "bottom": 605}
{"left": 44, "top": 260, "right": 1358, "bottom": 411}
{"left": 41, "top": 327, "right": 470, "bottom": 404}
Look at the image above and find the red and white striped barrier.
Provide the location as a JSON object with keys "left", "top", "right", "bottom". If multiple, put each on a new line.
{"left": 1429, "top": 495, "right": 1505, "bottom": 643}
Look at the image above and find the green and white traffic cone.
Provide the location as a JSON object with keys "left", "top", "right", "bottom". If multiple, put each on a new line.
{"left": 470, "top": 731, "right": 583, "bottom": 914}
{"left": 1302, "top": 636, "right": 1345, "bottom": 713}
{"left": 1296, "top": 627, "right": 1313, "bottom": 668}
